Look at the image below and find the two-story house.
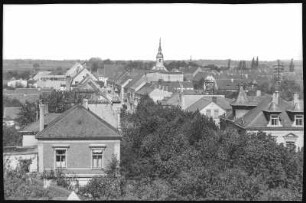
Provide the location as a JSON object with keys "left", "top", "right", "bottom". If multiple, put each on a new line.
{"left": 222, "top": 86, "right": 304, "bottom": 150}
{"left": 35, "top": 103, "right": 121, "bottom": 186}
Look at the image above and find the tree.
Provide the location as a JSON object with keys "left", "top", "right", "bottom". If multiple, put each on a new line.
{"left": 227, "top": 59, "right": 231, "bottom": 69}
{"left": 40, "top": 90, "right": 76, "bottom": 113}
{"left": 16, "top": 101, "right": 38, "bottom": 128}
{"left": 3, "top": 125, "right": 22, "bottom": 146}
{"left": 251, "top": 57, "right": 255, "bottom": 69}
{"left": 255, "top": 56, "right": 259, "bottom": 68}
{"left": 289, "top": 59, "right": 294, "bottom": 72}
{"left": 87, "top": 57, "right": 104, "bottom": 73}
{"left": 32, "top": 63, "right": 40, "bottom": 73}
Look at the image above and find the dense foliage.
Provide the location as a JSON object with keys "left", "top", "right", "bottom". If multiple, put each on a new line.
{"left": 78, "top": 95, "right": 303, "bottom": 200}
{"left": 16, "top": 101, "right": 38, "bottom": 128}
{"left": 3, "top": 96, "right": 23, "bottom": 107}
{"left": 3, "top": 125, "right": 22, "bottom": 146}
{"left": 40, "top": 90, "right": 83, "bottom": 113}
{"left": 3, "top": 70, "right": 32, "bottom": 80}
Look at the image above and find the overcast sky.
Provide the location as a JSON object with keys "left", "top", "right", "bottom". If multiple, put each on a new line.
{"left": 3, "top": 3, "right": 302, "bottom": 61}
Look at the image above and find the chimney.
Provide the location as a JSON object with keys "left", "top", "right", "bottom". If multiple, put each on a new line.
{"left": 256, "top": 90, "right": 261, "bottom": 97}
{"left": 66, "top": 76, "right": 71, "bottom": 91}
{"left": 212, "top": 96, "right": 217, "bottom": 104}
{"left": 44, "top": 102, "right": 49, "bottom": 115}
{"left": 293, "top": 92, "right": 299, "bottom": 105}
{"left": 116, "top": 108, "right": 121, "bottom": 131}
{"left": 273, "top": 91, "right": 279, "bottom": 105}
{"left": 39, "top": 102, "right": 45, "bottom": 132}
{"left": 83, "top": 98, "right": 88, "bottom": 109}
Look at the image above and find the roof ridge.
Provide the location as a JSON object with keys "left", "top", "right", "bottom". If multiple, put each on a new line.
{"left": 36, "top": 105, "right": 120, "bottom": 139}
{"left": 36, "top": 105, "right": 79, "bottom": 137}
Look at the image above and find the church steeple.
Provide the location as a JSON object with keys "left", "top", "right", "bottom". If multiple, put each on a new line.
{"left": 156, "top": 37, "right": 163, "bottom": 59}
{"left": 152, "top": 37, "right": 168, "bottom": 72}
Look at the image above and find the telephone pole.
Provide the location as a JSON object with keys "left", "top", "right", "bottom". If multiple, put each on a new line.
{"left": 273, "top": 60, "right": 284, "bottom": 91}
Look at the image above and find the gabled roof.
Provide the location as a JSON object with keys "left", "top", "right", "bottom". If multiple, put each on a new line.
{"left": 36, "top": 105, "right": 120, "bottom": 140}
{"left": 22, "top": 113, "right": 62, "bottom": 132}
{"left": 186, "top": 96, "right": 232, "bottom": 112}
{"left": 125, "top": 74, "right": 145, "bottom": 90}
{"left": 231, "top": 86, "right": 256, "bottom": 106}
{"left": 263, "top": 101, "right": 282, "bottom": 113}
{"left": 3, "top": 107, "right": 21, "bottom": 120}
{"left": 136, "top": 83, "right": 155, "bottom": 95}
{"left": 160, "top": 93, "right": 181, "bottom": 106}
{"left": 65, "top": 63, "right": 84, "bottom": 77}
{"left": 75, "top": 75, "right": 100, "bottom": 91}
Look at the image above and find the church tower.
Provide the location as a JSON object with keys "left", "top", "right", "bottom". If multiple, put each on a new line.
{"left": 152, "top": 38, "right": 168, "bottom": 72}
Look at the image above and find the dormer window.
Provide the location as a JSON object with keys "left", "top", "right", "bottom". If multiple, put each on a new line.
{"left": 270, "top": 114, "right": 281, "bottom": 126}
{"left": 295, "top": 115, "right": 303, "bottom": 126}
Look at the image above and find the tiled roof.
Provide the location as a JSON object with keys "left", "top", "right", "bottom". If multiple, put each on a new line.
{"left": 287, "top": 100, "right": 304, "bottom": 113}
{"left": 186, "top": 96, "right": 232, "bottom": 112}
{"left": 3, "top": 107, "right": 21, "bottom": 120}
{"left": 263, "top": 101, "right": 282, "bottom": 112}
{"left": 136, "top": 83, "right": 155, "bottom": 95}
{"left": 65, "top": 63, "right": 84, "bottom": 77}
{"left": 36, "top": 105, "right": 120, "bottom": 140}
{"left": 22, "top": 113, "right": 62, "bottom": 132}
{"left": 229, "top": 95, "right": 304, "bottom": 130}
{"left": 125, "top": 74, "right": 145, "bottom": 90}
{"left": 161, "top": 93, "right": 181, "bottom": 106}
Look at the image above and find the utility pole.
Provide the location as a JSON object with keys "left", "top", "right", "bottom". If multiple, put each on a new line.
{"left": 273, "top": 60, "right": 284, "bottom": 91}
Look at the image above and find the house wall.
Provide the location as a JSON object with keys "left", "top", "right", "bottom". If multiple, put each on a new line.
{"left": 200, "top": 102, "right": 226, "bottom": 125}
{"left": 248, "top": 130, "right": 304, "bottom": 150}
{"left": 146, "top": 72, "right": 184, "bottom": 82}
{"left": 38, "top": 140, "right": 120, "bottom": 173}
{"left": 37, "top": 80, "right": 66, "bottom": 90}
{"left": 3, "top": 153, "right": 38, "bottom": 172}
{"left": 72, "top": 69, "right": 97, "bottom": 85}
{"left": 23, "top": 135, "right": 38, "bottom": 147}
{"left": 149, "top": 89, "right": 173, "bottom": 102}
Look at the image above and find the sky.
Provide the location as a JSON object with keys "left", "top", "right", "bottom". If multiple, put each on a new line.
{"left": 3, "top": 3, "right": 303, "bottom": 61}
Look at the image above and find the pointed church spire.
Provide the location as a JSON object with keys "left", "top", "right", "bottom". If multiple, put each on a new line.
{"left": 158, "top": 37, "right": 162, "bottom": 53}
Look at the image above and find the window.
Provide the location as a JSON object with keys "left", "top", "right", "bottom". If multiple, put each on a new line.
{"left": 270, "top": 115, "right": 280, "bottom": 126}
{"left": 92, "top": 148, "right": 103, "bottom": 169}
{"left": 295, "top": 115, "right": 303, "bottom": 126}
{"left": 55, "top": 149, "right": 67, "bottom": 168}
{"left": 206, "top": 109, "right": 211, "bottom": 117}
{"left": 159, "top": 59, "right": 162, "bottom": 63}
{"left": 214, "top": 109, "right": 219, "bottom": 119}
{"left": 286, "top": 141, "right": 296, "bottom": 151}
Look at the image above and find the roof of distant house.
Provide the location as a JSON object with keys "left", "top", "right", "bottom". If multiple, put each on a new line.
{"left": 65, "top": 63, "right": 85, "bottom": 78}
{"left": 22, "top": 113, "right": 62, "bottom": 132}
{"left": 3, "top": 107, "right": 22, "bottom": 120}
{"left": 136, "top": 83, "right": 155, "bottom": 95}
{"left": 186, "top": 96, "right": 232, "bottom": 112}
{"left": 226, "top": 95, "right": 304, "bottom": 130}
{"left": 36, "top": 105, "right": 120, "bottom": 140}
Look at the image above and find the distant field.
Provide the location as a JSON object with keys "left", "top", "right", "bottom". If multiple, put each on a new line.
{"left": 2, "top": 59, "right": 303, "bottom": 73}
{"left": 2, "top": 59, "right": 78, "bottom": 71}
